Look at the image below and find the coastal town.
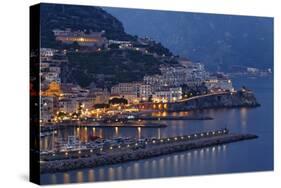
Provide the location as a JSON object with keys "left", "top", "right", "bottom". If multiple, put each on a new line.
{"left": 40, "top": 28, "right": 241, "bottom": 124}
{"left": 38, "top": 27, "right": 261, "bottom": 172}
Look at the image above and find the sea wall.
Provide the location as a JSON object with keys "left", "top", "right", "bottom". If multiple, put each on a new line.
{"left": 167, "top": 91, "right": 260, "bottom": 112}
{"left": 40, "top": 133, "right": 257, "bottom": 173}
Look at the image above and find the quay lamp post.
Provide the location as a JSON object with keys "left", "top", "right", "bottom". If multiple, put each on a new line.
{"left": 181, "top": 136, "right": 184, "bottom": 140}
{"left": 90, "top": 149, "right": 93, "bottom": 153}
{"left": 78, "top": 150, "right": 81, "bottom": 154}
{"left": 174, "top": 137, "right": 177, "bottom": 141}
{"left": 65, "top": 152, "right": 68, "bottom": 156}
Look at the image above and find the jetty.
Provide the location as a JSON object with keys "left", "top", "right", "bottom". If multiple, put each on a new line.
{"left": 40, "top": 129, "right": 258, "bottom": 173}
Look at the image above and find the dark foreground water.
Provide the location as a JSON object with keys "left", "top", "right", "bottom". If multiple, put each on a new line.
{"left": 40, "top": 76, "right": 273, "bottom": 185}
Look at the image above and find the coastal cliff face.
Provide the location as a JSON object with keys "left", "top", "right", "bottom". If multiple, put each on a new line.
{"left": 167, "top": 90, "right": 260, "bottom": 112}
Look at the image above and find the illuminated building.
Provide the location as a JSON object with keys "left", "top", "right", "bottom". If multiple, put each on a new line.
{"left": 152, "top": 87, "right": 182, "bottom": 102}
{"left": 53, "top": 28, "right": 107, "bottom": 47}
{"left": 41, "top": 81, "right": 62, "bottom": 97}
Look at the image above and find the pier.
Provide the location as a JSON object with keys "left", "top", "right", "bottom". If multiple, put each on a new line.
{"left": 40, "top": 129, "right": 258, "bottom": 173}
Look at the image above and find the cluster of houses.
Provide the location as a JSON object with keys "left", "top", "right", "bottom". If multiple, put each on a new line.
{"left": 39, "top": 28, "right": 234, "bottom": 123}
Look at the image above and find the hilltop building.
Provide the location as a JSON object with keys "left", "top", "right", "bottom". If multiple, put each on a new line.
{"left": 53, "top": 28, "right": 107, "bottom": 47}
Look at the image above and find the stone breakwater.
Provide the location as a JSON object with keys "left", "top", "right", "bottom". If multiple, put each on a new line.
{"left": 167, "top": 90, "right": 260, "bottom": 112}
{"left": 40, "top": 133, "right": 258, "bottom": 173}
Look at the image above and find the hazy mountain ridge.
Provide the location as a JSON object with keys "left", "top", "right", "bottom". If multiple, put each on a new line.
{"left": 105, "top": 8, "right": 273, "bottom": 72}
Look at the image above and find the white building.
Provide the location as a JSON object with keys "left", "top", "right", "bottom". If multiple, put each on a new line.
{"left": 59, "top": 99, "right": 79, "bottom": 114}
{"left": 152, "top": 87, "right": 182, "bottom": 102}
{"left": 40, "top": 48, "right": 57, "bottom": 56}
{"left": 43, "top": 72, "right": 61, "bottom": 84}
{"left": 59, "top": 97, "right": 94, "bottom": 114}
{"left": 144, "top": 63, "right": 208, "bottom": 88}
{"left": 90, "top": 88, "right": 110, "bottom": 104}
{"left": 61, "top": 84, "right": 90, "bottom": 98}
{"left": 139, "top": 84, "right": 152, "bottom": 101}
{"left": 204, "top": 78, "right": 234, "bottom": 92}
{"left": 40, "top": 96, "right": 55, "bottom": 123}
{"left": 111, "top": 82, "right": 141, "bottom": 96}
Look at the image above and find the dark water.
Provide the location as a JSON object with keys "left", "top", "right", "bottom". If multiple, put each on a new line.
{"left": 40, "top": 76, "right": 273, "bottom": 185}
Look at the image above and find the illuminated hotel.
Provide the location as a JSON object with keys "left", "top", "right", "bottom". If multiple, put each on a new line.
{"left": 53, "top": 28, "right": 107, "bottom": 47}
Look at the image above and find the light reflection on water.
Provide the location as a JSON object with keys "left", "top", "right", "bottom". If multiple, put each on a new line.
{"left": 41, "top": 144, "right": 228, "bottom": 184}
{"left": 40, "top": 108, "right": 251, "bottom": 151}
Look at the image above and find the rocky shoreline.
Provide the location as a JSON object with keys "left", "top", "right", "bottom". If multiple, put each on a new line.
{"left": 40, "top": 133, "right": 258, "bottom": 174}
{"left": 167, "top": 90, "right": 260, "bottom": 112}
